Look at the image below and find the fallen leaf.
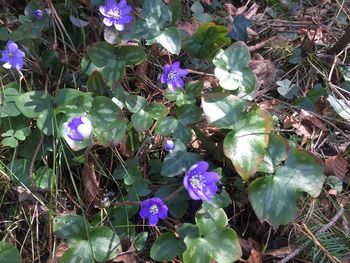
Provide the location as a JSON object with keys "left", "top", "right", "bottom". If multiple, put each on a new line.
{"left": 82, "top": 153, "right": 101, "bottom": 206}
{"left": 46, "top": 243, "right": 68, "bottom": 263}
{"left": 223, "top": 3, "right": 237, "bottom": 16}
{"left": 265, "top": 244, "right": 298, "bottom": 258}
{"left": 325, "top": 154, "right": 348, "bottom": 181}
{"left": 247, "top": 248, "right": 262, "bottom": 263}
{"left": 249, "top": 53, "right": 276, "bottom": 91}
{"left": 299, "top": 110, "right": 327, "bottom": 131}
{"left": 178, "top": 21, "right": 200, "bottom": 35}
{"left": 111, "top": 245, "right": 137, "bottom": 263}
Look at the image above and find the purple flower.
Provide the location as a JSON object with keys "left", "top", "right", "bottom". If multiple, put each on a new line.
{"left": 140, "top": 197, "right": 168, "bottom": 226}
{"left": 0, "top": 40, "right": 25, "bottom": 70}
{"left": 34, "top": 9, "right": 44, "bottom": 20}
{"left": 184, "top": 161, "right": 219, "bottom": 201}
{"left": 65, "top": 116, "right": 92, "bottom": 142}
{"left": 161, "top": 61, "right": 188, "bottom": 91}
{"left": 99, "top": 0, "right": 133, "bottom": 31}
{"left": 164, "top": 139, "right": 175, "bottom": 151}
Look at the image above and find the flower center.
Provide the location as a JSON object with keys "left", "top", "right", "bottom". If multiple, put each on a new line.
{"left": 189, "top": 173, "right": 206, "bottom": 191}
{"left": 8, "top": 52, "right": 14, "bottom": 58}
{"left": 168, "top": 71, "right": 177, "bottom": 80}
{"left": 149, "top": 204, "right": 159, "bottom": 215}
{"left": 112, "top": 8, "right": 121, "bottom": 19}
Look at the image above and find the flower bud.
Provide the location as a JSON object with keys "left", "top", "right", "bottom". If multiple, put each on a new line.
{"left": 164, "top": 139, "right": 175, "bottom": 151}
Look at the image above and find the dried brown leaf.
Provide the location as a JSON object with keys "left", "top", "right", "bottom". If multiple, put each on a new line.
{"left": 247, "top": 248, "right": 262, "bottom": 263}
{"left": 111, "top": 246, "right": 137, "bottom": 263}
{"left": 223, "top": 3, "right": 237, "bottom": 16}
{"left": 325, "top": 154, "right": 349, "bottom": 181}
{"left": 46, "top": 243, "right": 68, "bottom": 263}
{"left": 265, "top": 244, "right": 298, "bottom": 258}
{"left": 82, "top": 154, "right": 101, "bottom": 206}
{"left": 249, "top": 53, "right": 276, "bottom": 91}
{"left": 299, "top": 110, "right": 327, "bottom": 131}
{"left": 178, "top": 21, "right": 200, "bottom": 35}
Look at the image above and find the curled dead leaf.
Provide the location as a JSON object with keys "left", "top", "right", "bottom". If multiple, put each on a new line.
{"left": 247, "top": 248, "right": 262, "bottom": 263}
{"left": 325, "top": 154, "right": 349, "bottom": 181}
{"left": 249, "top": 53, "right": 276, "bottom": 91}
{"left": 82, "top": 153, "right": 101, "bottom": 206}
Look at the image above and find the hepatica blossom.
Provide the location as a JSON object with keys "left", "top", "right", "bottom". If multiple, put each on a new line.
{"left": 65, "top": 116, "right": 92, "bottom": 142}
{"left": 99, "top": 0, "right": 133, "bottom": 31}
{"left": 34, "top": 9, "right": 44, "bottom": 20}
{"left": 164, "top": 139, "right": 175, "bottom": 151}
{"left": 140, "top": 197, "right": 168, "bottom": 226}
{"left": 161, "top": 61, "right": 188, "bottom": 91}
{"left": 184, "top": 161, "right": 219, "bottom": 201}
{"left": 0, "top": 40, "right": 25, "bottom": 70}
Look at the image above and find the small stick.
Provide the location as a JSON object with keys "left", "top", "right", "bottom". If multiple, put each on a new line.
{"left": 280, "top": 205, "right": 344, "bottom": 263}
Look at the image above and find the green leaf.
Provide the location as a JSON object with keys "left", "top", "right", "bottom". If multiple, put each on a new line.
{"left": 141, "top": 0, "right": 172, "bottom": 29}
{"left": 213, "top": 42, "right": 256, "bottom": 94}
{"left": 53, "top": 215, "right": 89, "bottom": 241}
{"left": 228, "top": 15, "right": 250, "bottom": 42}
{"left": 155, "top": 116, "right": 178, "bottom": 136}
{"left": 191, "top": 1, "right": 212, "bottom": 23}
{"left": 89, "top": 96, "right": 126, "bottom": 145}
{"left": 258, "top": 134, "right": 290, "bottom": 173}
{"left": 183, "top": 226, "right": 241, "bottom": 263}
{"left": 0, "top": 241, "right": 20, "bottom": 263}
{"left": 223, "top": 106, "right": 273, "bottom": 180}
{"left": 168, "top": 0, "right": 182, "bottom": 25}
{"left": 101, "top": 61, "right": 126, "bottom": 86}
{"left": 113, "top": 158, "right": 142, "bottom": 185}
{"left": 15, "top": 91, "right": 52, "bottom": 118}
{"left": 37, "top": 108, "right": 54, "bottom": 136}
{"left": 87, "top": 42, "right": 116, "bottom": 68}
{"left": 125, "top": 94, "right": 148, "bottom": 113}
{"left": 33, "top": 166, "right": 54, "bottom": 190}
{"left": 134, "top": 232, "right": 148, "bottom": 251}
{"left": 249, "top": 149, "right": 325, "bottom": 226}
{"left": 8, "top": 159, "right": 31, "bottom": 187}
{"left": 148, "top": 26, "right": 181, "bottom": 55}
{"left": 183, "top": 23, "right": 230, "bottom": 60}
{"left": 196, "top": 207, "right": 228, "bottom": 236}
{"left": 1, "top": 137, "right": 18, "bottom": 148}
{"left": 177, "top": 104, "right": 201, "bottom": 125}
{"left": 131, "top": 109, "right": 153, "bottom": 132}
{"left": 161, "top": 140, "right": 202, "bottom": 177}
{"left": 90, "top": 226, "right": 121, "bottom": 262}
{"left": 117, "top": 45, "right": 146, "bottom": 65}
{"left": 202, "top": 92, "right": 244, "bottom": 129}
{"left": 87, "top": 71, "right": 110, "bottom": 96}
{"left": 276, "top": 79, "right": 299, "bottom": 99}
{"left": 145, "top": 103, "right": 169, "bottom": 120}
{"left": 173, "top": 122, "right": 192, "bottom": 143}
{"left": 150, "top": 232, "right": 186, "bottom": 261}
{"left": 60, "top": 240, "right": 93, "bottom": 263}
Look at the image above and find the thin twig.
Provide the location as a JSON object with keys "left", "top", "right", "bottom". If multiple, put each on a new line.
{"left": 280, "top": 205, "right": 344, "bottom": 263}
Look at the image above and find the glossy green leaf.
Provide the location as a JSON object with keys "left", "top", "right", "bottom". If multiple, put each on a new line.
{"left": 131, "top": 109, "right": 153, "bottom": 132}
{"left": 173, "top": 122, "right": 192, "bottom": 143}
{"left": 87, "top": 42, "right": 116, "bottom": 68}
{"left": 60, "top": 240, "right": 93, "bottom": 263}
{"left": 155, "top": 116, "right": 178, "bottom": 136}
{"left": 223, "top": 106, "right": 273, "bottom": 180}
{"left": 196, "top": 207, "right": 227, "bottom": 236}
{"left": 1, "top": 136, "right": 18, "bottom": 148}
{"left": 37, "top": 108, "right": 54, "bottom": 136}
{"left": 117, "top": 45, "right": 146, "bottom": 65}
{"left": 134, "top": 232, "right": 148, "bottom": 251}
{"left": 202, "top": 92, "right": 244, "bottom": 129}
{"left": 150, "top": 232, "right": 186, "bottom": 261}
{"left": 161, "top": 140, "right": 202, "bottom": 177}
{"left": 183, "top": 23, "right": 230, "bottom": 60}
{"left": 53, "top": 215, "right": 89, "bottom": 241}
{"left": 89, "top": 96, "right": 126, "bottom": 146}
{"left": 87, "top": 71, "right": 110, "bottom": 96}
{"left": 0, "top": 241, "right": 20, "bottom": 263}
{"left": 33, "top": 166, "right": 54, "bottom": 190}
{"left": 125, "top": 94, "right": 147, "bottom": 113}
{"left": 113, "top": 158, "right": 142, "bottom": 185}
{"left": 177, "top": 104, "right": 201, "bottom": 126}
{"left": 15, "top": 91, "right": 52, "bottom": 118}
{"left": 101, "top": 61, "right": 126, "bottom": 86}
{"left": 141, "top": 0, "right": 172, "bottom": 29}
{"left": 90, "top": 226, "right": 121, "bottom": 262}
{"left": 213, "top": 42, "right": 256, "bottom": 95}
{"left": 258, "top": 134, "right": 290, "bottom": 173}
{"left": 148, "top": 27, "right": 181, "bottom": 55}
{"left": 145, "top": 103, "right": 169, "bottom": 120}
{"left": 249, "top": 148, "right": 325, "bottom": 226}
